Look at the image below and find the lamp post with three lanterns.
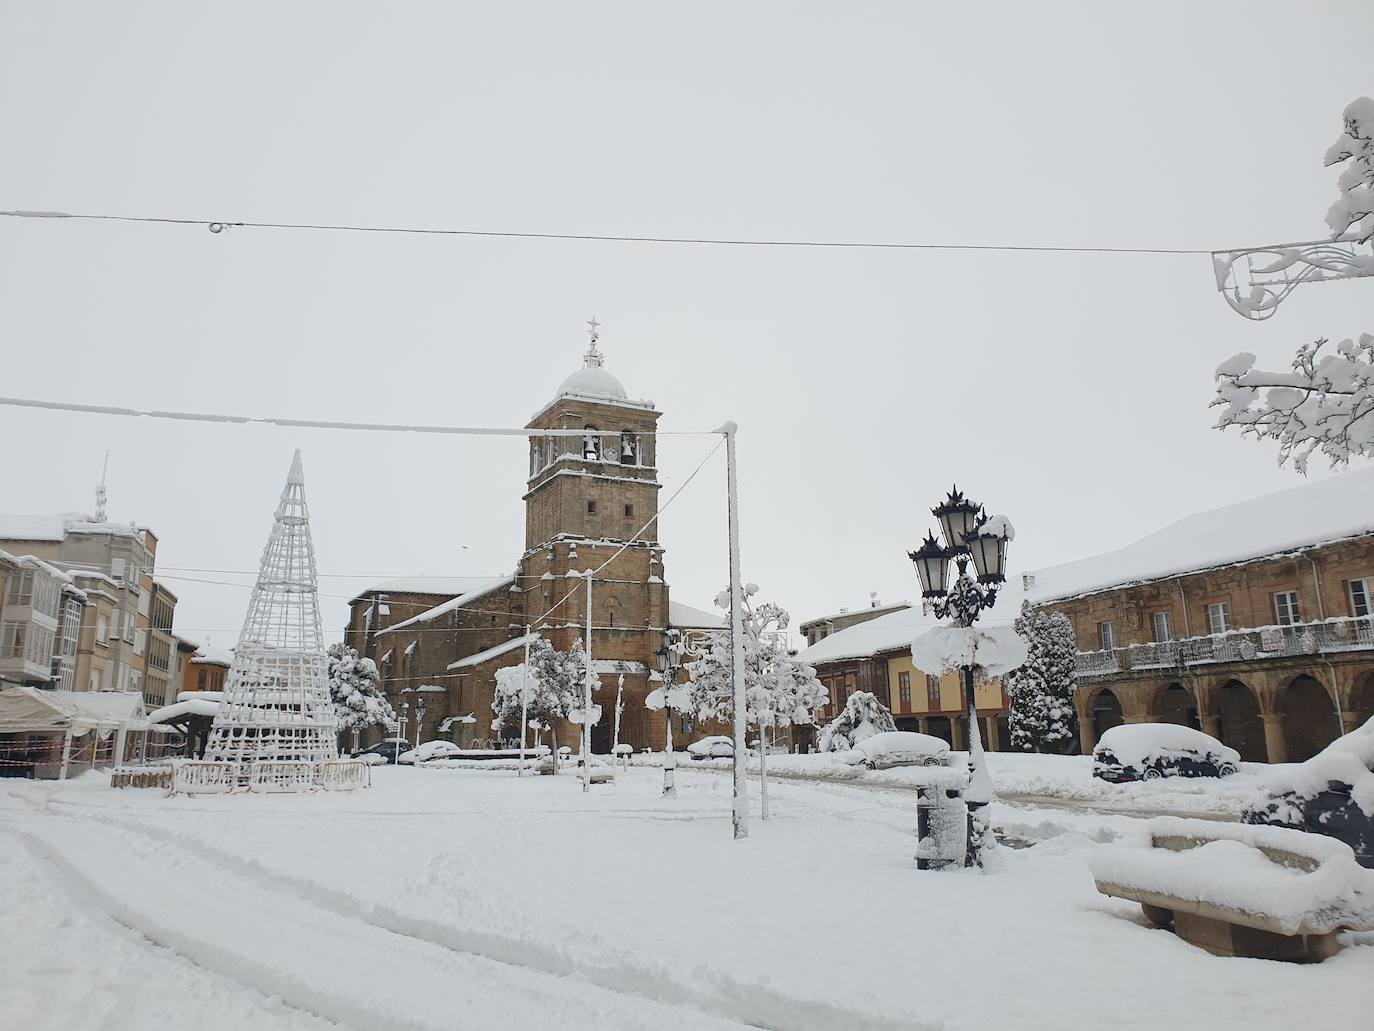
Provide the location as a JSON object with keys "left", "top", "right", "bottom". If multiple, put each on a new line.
{"left": 908, "top": 487, "right": 1013, "bottom": 868}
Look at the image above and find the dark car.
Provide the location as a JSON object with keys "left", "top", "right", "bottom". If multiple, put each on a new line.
{"left": 353, "top": 738, "right": 411, "bottom": 765}
{"left": 1091, "top": 724, "right": 1240, "bottom": 783}
{"left": 1242, "top": 730, "right": 1373, "bottom": 869}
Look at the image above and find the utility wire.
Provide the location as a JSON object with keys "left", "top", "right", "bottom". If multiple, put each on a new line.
{"left": 0, "top": 396, "right": 718, "bottom": 436}
{"left": 0, "top": 208, "right": 1214, "bottom": 256}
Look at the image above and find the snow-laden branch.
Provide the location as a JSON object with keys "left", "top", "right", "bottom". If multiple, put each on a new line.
{"left": 1211, "top": 333, "right": 1374, "bottom": 472}
{"left": 1325, "top": 97, "right": 1374, "bottom": 244}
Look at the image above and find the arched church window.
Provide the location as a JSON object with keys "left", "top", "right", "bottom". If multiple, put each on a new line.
{"left": 620, "top": 431, "right": 637, "bottom": 465}
{"left": 583, "top": 425, "right": 600, "bottom": 460}
{"left": 531, "top": 442, "right": 543, "bottom": 476}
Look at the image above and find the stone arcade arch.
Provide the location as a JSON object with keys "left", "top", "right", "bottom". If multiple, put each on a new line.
{"left": 1215, "top": 680, "right": 1265, "bottom": 762}
{"left": 1155, "top": 682, "right": 1200, "bottom": 729}
{"left": 1090, "top": 687, "right": 1124, "bottom": 745}
{"left": 1280, "top": 674, "right": 1341, "bottom": 762}
{"left": 1349, "top": 670, "right": 1374, "bottom": 732}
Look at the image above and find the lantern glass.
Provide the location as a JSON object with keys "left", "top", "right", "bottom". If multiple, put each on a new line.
{"left": 655, "top": 645, "right": 670, "bottom": 674}
{"left": 909, "top": 533, "right": 951, "bottom": 597}
{"left": 967, "top": 527, "right": 1009, "bottom": 584}
{"left": 932, "top": 488, "right": 981, "bottom": 552}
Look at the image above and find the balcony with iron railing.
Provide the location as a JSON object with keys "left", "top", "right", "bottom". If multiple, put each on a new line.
{"left": 1074, "top": 615, "right": 1374, "bottom": 679}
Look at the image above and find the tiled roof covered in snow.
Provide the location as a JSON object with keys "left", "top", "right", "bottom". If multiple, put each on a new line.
{"left": 1025, "top": 466, "right": 1374, "bottom": 606}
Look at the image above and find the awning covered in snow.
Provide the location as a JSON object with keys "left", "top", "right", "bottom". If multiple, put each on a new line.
{"left": 148, "top": 696, "right": 223, "bottom": 724}
{"left": 0, "top": 687, "right": 148, "bottom": 736}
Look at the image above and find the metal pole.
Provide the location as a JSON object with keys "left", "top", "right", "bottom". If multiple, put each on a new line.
{"left": 519, "top": 626, "right": 531, "bottom": 777}
{"left": 759, "top": 722, "right": 770, "bottom": 820}
{"left": 664, "top": 640, "right": 677, "bottom": 798}
{"left": 583, "top": 569, "right": 593, "bottom": 793}
{"left": 963, "top": 664, "right": 987, "bottom": 866}
{"left": 58, "top": 726, "right": 74, "bottom": 781}
{"left": 723, "top": 422, "right": 749, "bottom": 840}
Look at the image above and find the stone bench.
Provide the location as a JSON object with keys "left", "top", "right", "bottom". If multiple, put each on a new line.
{"left": 1090, "top": 817, "right": 1374, "bottom": 962}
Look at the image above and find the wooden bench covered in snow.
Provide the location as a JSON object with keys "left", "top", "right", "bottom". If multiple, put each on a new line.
{"left": 1089, "top": 817, "right": 1374, "bottom": 962}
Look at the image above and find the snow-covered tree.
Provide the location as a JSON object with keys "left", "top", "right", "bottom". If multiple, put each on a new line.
{"left": 1005, "top": 600, "right": 1077, "bottom": 754}
{"left": 1325, "top": 96, "right": 1374, "bottom": 244}
{"left": 681, "top": 585, "right": 827, "bottom": 735}
{"left": 491, "top": 637, "right": 589, "bottom": 767}
{"left": 818, "top": 691, "right": 896, "bottom": 752}
{"left": 1212, "top": 334, "right": 1374, "bottom": 471}
{"left": 326, "top": 643, "right": 394, "bottom": 746}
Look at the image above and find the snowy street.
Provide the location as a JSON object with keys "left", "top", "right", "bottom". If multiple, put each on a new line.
{"left": 3, "top": 765, "right": 1370, "bottom": 1031}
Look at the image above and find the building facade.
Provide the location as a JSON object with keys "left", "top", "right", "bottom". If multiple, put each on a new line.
{"left": 0, "top": 513, "right": 171, "bottom": 698}
{"left": 347, "top": 335, "right": 725, "bottom": 753}
{"left": 798, "top": 603, "right": 1012, "bottom": 750}
{"left": 0, "top": 551, "right": 84, "bottom": 689}
{"left": 1025, "top": 470, "right": 1374, "bottom": 763}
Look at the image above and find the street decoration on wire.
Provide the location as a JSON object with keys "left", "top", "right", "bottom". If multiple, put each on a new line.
{"left": 1212, "top": 97, "right": 1374, "bottom": 320}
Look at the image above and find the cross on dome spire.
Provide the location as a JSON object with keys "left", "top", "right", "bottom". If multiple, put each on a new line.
{"left": 584, "top": 316, "right": 605, "bottom": 368}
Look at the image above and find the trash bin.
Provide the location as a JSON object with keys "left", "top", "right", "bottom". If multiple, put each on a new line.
{"left": 915, "top": 779, "right": 968, "bottom": 870}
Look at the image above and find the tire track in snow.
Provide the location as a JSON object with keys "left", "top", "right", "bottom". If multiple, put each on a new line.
{"left": 12, "top": 815, "right": 755, "bottom": 1031}
{"left": 64, "top": 808, "right": 932, "bottom": 1031}
{"left": 4, "top": 829, "right": 345, "bottom": 1031}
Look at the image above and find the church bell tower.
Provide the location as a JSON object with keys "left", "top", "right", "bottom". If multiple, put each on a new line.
{"left": 517, "top": 322, "right": 671, "bottom": 749}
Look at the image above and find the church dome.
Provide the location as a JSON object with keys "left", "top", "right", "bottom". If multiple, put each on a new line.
{"left": 556, "top": 363, "right": 628, "bottom": 401}
{"left": 554, "top": 323, "right": 629, "bottom": 401}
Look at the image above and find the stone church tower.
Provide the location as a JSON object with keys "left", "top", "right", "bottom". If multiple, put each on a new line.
{"left": 516, "top": 327, "right": 674, "bottom": 751}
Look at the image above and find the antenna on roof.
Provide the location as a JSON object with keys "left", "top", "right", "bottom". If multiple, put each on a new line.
{"left": 93, "top": 450, "right": 109, "bottom": 522}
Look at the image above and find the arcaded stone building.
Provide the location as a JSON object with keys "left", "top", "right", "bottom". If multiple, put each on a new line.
{"left": 348, "top": 335, "right": 724, "bottom": 752}
{"left": 1025, "top": 469, "right": 1374, "bottom": 763}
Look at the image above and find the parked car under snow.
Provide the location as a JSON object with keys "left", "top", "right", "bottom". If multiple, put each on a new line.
{"left": 844, "top": 731, "right": 949, "bottom": 770}
{"left": 687, "top": 735, "right": 734, "bottom": 760}
{"left": 352, "top": 738, "right": 412, "bottom": 765}
{"left": 396, "top": 740, "right": 463, "bottom": 765}
{"left": 1243, "top": 720, "right": 1374, "bottom": 869}
{"left": 1092, "top": 724, "right": 1240, "bottom": 783}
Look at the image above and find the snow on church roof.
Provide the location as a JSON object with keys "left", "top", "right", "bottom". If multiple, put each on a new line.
{"left": 381, "top": 576, "right": 516, "bottom": 634}
{"left": 1025, "top": 465, "right": 1374, "bottom": 606}
{"left": 557, "top": 365, "right": 628, "bottom": 401}
{"left": 352, "top": 577, "right": 497, "bottom": 601}
{"left": 668, "top": 600, "right": 727, "bottom": 629}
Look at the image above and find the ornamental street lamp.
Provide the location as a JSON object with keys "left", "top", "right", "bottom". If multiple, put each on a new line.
{"left": 907, "top": 486, "right": 1014, "bottom": 868}
{"left": 414, "top": 696, "right": 427, "bottom": 751}
{"left": 654, "top": 630, "right": 681, "bottom": 798}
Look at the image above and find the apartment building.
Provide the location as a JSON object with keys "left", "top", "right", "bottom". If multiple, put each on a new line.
{"left": 0, "top": 512, "right": 173, "bottom": 697}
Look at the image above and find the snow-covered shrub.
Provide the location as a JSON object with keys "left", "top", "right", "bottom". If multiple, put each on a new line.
{"left": 1005, "top": 600, "right": 1078, "bottom": 753}
{"left": 818, "top": 691, "right": 896, "bottom": 752}
{"left": 326, "top": 643, "right": 394, "bottom": 741}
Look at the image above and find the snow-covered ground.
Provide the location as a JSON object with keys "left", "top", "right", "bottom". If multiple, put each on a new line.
{"left": 2, "top": 763, "right": 1370, "bottom": 1031}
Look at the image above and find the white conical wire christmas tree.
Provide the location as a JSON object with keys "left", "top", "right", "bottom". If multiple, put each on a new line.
{"left": 204, "top": 450, "right": 338, "bottom": 765}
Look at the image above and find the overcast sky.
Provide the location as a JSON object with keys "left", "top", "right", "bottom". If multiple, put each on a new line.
{"left": 1, "top": 2, "right": 1371, "bottom": 649}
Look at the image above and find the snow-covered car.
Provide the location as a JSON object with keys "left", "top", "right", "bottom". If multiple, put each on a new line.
{"left": 687, "top": 735, "right": 734, "bottom": 760}
{"left": 1092, "top": 724, "right": 1240, "bottom": 783}
{"left": 844, "top": 731, "right": 949, "bottom": 770}
{"left": 1242, "top": 721, "right": 1373, "bottom": 868}
{"left": 396, "top": 740, "right": 463, "bottom": 765}
{"left": 352, "top": 738, "right": 412, "bottom": 765}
